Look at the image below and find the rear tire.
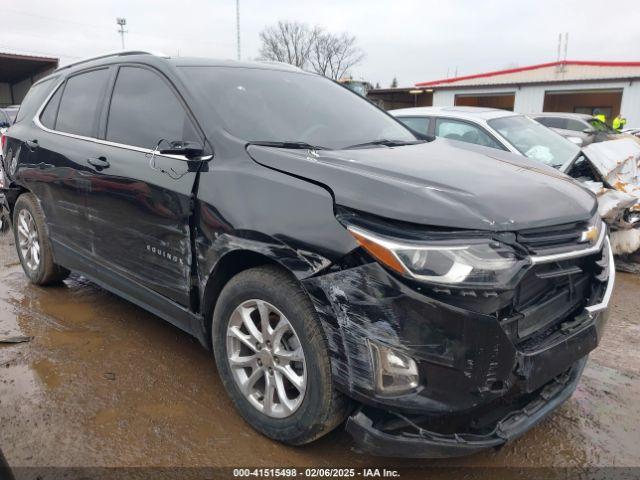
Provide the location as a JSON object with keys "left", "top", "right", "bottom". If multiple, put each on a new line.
{"left": 13, "top": 193, "right": 69, "bottom": 285}
{"left": 212, "top": 265, "right": 351, "bottom": 445}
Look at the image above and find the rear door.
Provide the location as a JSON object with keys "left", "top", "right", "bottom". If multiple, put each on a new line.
{"left": 84, "top": 64, "right": 205, "bottom": 307}
{"left": 19, "top": 69, "right": 112, "bottom": 261}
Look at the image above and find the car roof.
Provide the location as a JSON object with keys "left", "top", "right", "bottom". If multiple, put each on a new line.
{"left": 37, "top": 51, "right": 308, "bottom": 85}
{"left": 389, "top": 106, "right": 520, "bottom": 121}
{"left": 530, "top": 112, "right": 593, "bottom": 120}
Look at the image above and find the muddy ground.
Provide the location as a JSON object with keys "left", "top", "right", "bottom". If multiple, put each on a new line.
{"left": 1, "top": 233, "right": 639, "bottom": 478}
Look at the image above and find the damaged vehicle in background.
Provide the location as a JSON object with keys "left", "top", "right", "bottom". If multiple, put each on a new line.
{"left": 531, "top": 112, "right": 623, "bottom": 147}
{"left": 391, "top": 106, "right": 640, "bottom": 262}
{"left": 1, "top": 52, "right": 614, "bottom": 458}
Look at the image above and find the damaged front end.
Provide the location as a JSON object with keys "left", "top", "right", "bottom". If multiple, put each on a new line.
{"left": 346, "top": 357, "right": 586, "bottom": 458}
{"left": 302, "top": 210, "right": 613, "bottom": 458}
{"left": 567, "top": 138, "right": 640, "bottom": 263}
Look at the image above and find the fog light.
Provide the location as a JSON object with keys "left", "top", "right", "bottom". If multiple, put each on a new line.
{"left": 368, "top": 341, "right": 419, "bottom": 395}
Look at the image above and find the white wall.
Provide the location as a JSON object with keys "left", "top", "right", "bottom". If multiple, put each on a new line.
{"left": 621, "top": 82, "right": 640, "bottom": 127}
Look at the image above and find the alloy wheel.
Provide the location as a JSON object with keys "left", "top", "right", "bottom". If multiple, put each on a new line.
{"left": 16, "top": 209, "right": 40, "bottom": 271}
{"left": 226, "top": 299, "right": 307, "bottom": 418}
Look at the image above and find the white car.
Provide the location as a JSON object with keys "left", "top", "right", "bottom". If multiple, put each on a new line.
{"left": 390, "top": 106, "right": 580, "bottom": 170}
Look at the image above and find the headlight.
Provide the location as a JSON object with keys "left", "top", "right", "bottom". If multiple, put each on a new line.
{"left": 347, "top": 225, "right": 525, "bottom": 288}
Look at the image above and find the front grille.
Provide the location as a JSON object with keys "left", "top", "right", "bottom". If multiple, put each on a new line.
{"left": 504, "top": 225, "right": 607, "bottom": 349}
{"left": 516, "top": 220, "right": 590, "bottom": 255}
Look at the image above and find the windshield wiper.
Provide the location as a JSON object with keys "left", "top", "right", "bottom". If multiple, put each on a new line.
{"left": 248, "top": 141, "right": 327, "bottom": 150}
{"left": 344, "top": 139, "right": 425, "bottom": 149}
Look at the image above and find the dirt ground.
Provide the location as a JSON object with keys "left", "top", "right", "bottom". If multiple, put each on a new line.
{"left": 1, "top": 232, "right": 639, "bottom": 478}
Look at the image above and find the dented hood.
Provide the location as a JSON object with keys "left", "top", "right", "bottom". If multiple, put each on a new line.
{"left": 248, "top": 138, "right": 596, "bottom": 231}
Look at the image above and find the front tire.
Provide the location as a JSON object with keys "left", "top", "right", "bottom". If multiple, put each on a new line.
{"left": 13, "top": 193, "right": 69, "bottom": 285}
{"left": 212, "top": 265, "right": 350, "bottom": 445}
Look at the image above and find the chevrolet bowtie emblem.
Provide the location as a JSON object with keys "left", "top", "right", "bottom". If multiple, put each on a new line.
{"left": 580, "top": 226, "right": 599, "bottom": 243}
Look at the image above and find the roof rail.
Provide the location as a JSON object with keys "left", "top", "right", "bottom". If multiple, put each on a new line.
{"left": 55, "top": 50, "right": 169, "bottom": 72}
{"left": 257, "top": 60, "right": 303, "bottom": 71}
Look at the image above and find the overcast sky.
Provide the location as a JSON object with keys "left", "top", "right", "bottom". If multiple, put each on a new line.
{"left": 3, "top": 0, "right": 639, "bottom": 87}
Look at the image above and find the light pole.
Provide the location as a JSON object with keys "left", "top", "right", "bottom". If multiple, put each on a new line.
{"left": 116, "top": 17, "right": 127, "bottom": 50}
{"left": 236, "top": 0, "right": 241, "bottom": 60}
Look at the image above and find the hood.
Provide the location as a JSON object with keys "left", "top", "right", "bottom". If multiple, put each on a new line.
{"left": 247, "top": 138, "right": 597, "bottom": 231}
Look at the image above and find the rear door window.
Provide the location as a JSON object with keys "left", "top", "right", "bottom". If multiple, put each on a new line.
{"left": 56, "top": 68, "right": 110, "bottom": 137}
{"left": 106, "top": 66, "right": 199, "bottom": 149}
{"left": 435, "top": 118, "right": 504, "bottom": 149}
{"left": 397, "top": 116, "right": 430, "bottom": 135}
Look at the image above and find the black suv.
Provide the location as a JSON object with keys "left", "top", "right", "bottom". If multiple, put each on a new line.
{"left": 0, "top": 52, "right": 614, "bottom": 458}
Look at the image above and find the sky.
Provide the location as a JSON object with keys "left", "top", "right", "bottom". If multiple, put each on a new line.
{"left": 2, "top": 0, "right": 639, "bottom": 87}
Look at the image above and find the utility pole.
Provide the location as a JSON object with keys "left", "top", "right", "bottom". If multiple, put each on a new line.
{"left": 236, "top": 0, "right": 241, "bottom": 60}
{"left": 116, "top": 17, "right": 128, "bottom": 50}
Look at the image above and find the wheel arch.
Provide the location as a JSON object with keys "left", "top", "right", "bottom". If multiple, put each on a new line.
{"left": 200, "top": 249, "right": 293, "bottom": 350}
{"left": 4, "top": 185, "right": 29, "bottom": 218}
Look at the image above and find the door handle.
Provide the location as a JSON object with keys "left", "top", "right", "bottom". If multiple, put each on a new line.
{"left": 87, "top": 156, "right": 110, "bottom": 170}
{"left": 25, "top": 139, "right": 38, "bottom": 151}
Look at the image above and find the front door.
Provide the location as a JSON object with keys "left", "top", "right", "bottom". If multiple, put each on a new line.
{"left": 84, "top": 65, "right": 205, "bottom": 307}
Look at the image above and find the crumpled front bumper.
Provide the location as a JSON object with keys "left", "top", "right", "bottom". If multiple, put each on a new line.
{"left": 345, "top": 356, "right": 587, "bottom": 458}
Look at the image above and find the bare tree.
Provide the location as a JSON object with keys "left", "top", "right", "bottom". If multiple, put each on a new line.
{"left": 258, "top": 21, "right": 319, "bottom": 68}
{"left": 310, "top": 32, "right": 365, "bottom": 80}
{"left": 259, "top": 21, "right": 365, "bottom": 79}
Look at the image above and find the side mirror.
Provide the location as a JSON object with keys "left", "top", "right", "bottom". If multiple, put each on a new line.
{"left": 567, "top": 136, "right": 584, "bottom": 147}
{"left": 158, "top": 141, "right": 204, "bottom": 159}
{"left": 582, "top": 128, "right": 595, "bottom": 135}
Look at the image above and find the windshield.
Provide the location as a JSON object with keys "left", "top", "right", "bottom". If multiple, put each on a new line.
{"left": 180, "top": 66, "right": 415, "bottom": 150}
{"left": 488, "top": 115, "right": 579, "bottom": 167}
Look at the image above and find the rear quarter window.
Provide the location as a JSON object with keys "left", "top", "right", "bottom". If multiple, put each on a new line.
{"left": 14, "top": 77, "right": 56, "bottom": 124}
{"left": 39, "top": 85, "right": 63, "bottom": 129}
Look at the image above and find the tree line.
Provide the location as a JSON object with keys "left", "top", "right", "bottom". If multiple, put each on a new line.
{"left": 259, "top": 21, "right": 365, "bottom": 80}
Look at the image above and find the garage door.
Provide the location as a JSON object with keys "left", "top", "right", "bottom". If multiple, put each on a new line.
{"left": 543, "top": 89, "right": 623, "bottom": 122}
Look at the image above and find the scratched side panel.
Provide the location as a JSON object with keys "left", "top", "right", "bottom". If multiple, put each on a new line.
{"left": 11, "top": 127, "right": 97, "bottom": 258}
{"left": 84, "top": 147, "right": 197, "bottom": 307}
